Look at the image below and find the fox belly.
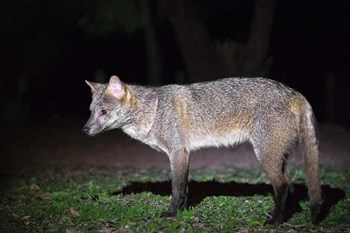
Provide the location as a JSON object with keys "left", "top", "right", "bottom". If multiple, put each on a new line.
{"left": 188, "top": 130, "right": 250, "bottom": 150}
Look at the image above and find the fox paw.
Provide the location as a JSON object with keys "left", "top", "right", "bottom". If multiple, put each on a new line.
{"left": 265, "top": 216, "right": 283, "bottom": 225}
{"left": 161, "top": 210, "right": 177, "bottom": 218}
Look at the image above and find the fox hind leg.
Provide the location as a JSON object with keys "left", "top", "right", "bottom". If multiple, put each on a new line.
{"left": 282, "top": 154, "right": 294, "bottom": 193}
{"left": 258, "top": 149, "right": 291, "bottom": 225}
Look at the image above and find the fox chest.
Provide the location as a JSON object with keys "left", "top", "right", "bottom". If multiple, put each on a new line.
{"left": 122, "top": 125, "right": 164, "bottom": 151}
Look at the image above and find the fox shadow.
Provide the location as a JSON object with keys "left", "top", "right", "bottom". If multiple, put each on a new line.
{"left": 113, "top": 181, "right": 345, "bottom": 223}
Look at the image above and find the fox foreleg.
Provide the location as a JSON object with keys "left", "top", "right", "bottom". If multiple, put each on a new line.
{"left": 162, "top": 148, "right": 190, "bottom": 217}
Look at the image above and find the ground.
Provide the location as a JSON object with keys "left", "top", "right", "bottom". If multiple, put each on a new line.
{"left": 1, "top": 116, "right": 349, "bottom": 175}
{"left": 1, "top": 116, "right": 349, "bottom": 232}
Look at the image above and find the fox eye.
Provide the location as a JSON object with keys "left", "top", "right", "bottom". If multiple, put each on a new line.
{"left": 100, "top": 109, "right": 108, "bottom": 115}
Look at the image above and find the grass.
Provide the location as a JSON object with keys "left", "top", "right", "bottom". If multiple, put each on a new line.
{"left": 1, "top": 165, "right": 349, "bottom": 232}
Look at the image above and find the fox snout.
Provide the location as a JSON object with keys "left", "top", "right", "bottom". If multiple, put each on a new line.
{"left": 82, "top": 125, "right": 91, "bottom": 135}
{"left": 82, "top": 121, "right": 99, "bottom": 136}
{"left": 82, "top": 124, "right": 97, "bottom": 136}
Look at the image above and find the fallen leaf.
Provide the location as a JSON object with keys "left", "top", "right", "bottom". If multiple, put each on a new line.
{"left": 98, "top": 227, "right": 116, "bottom": 233}
{"left": 66, "top": 228, "right": 75, "bottom": 233}
{"left": 192, "top": 223, "right": 206, "bottom": 228}
{"left": 40, "top": 192, "right": 52, "bottom": 200}
{"left": 70, "top": 207, "right": 80, "bottom": 217}
{"left": 30, "top": 184, "right": 40, "bottom": 191}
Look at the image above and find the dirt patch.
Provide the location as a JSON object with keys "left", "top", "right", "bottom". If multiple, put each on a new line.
{"left": 1, "top": 117, "right": 350, "bottom": 176}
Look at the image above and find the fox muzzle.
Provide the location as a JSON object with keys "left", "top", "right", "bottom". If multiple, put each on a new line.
{"left": 82, "top": 125, "right": 91, "bottom": 135}
{"left": 82, "top": 123, "right": 100, "bottom": 136}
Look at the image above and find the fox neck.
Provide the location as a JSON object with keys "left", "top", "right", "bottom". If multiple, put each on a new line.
{"left": 121, "top": 85, "right": 158, "bottom": 143}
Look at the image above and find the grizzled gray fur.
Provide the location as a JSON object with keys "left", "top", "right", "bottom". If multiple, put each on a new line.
{"left": 83, "top": 75, "right": 321, "bottom": 225}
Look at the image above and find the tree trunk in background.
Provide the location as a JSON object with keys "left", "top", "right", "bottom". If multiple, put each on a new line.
{"left": 240, "top": 0, "right": 277, "bottom": 76}
{"left": 161, "top": 0, "right": 277, "bottom": 81}
{"left": 160, "top": 0, "right": 228, "bottom": 82}
{"left": 141, "top": 0, "right": 162, "bottom": 85}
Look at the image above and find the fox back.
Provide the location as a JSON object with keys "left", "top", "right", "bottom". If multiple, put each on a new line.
{"left": 83, "top": 76, "right": 321, "bottom": 225}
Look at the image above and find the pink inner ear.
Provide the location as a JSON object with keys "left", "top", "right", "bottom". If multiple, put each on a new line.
{"left": 109, "top": 77, "right": 122, "bottom": 92}
{"left": 105, "top": 76, "right": 125, "bottom": 99}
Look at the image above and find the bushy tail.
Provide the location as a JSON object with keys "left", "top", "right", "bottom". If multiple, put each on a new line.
{"left": 300, "top": 100, "right": 321, "bottom": 223}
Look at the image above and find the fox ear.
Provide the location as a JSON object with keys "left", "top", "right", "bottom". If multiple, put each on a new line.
{"left": 85, "top": 80, "right": 103, "bottom": 93}
{"left": 105, "top": 75, "right": 125, "bottom": 99}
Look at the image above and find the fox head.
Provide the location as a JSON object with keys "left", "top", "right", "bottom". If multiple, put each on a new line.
{"left": 82, "top": 75, "right": 134, "bottom": 136}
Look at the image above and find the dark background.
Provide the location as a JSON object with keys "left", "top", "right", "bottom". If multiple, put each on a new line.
{"left": 1, "top": 0, "right": 350, "bottom": 129}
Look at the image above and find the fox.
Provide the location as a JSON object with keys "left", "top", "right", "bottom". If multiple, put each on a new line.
{"left": 82, "top": 75, "right": 321, "bottom": 225}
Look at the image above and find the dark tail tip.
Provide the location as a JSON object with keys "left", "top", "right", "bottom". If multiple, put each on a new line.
{"left": 311, "top": 203, "right": 321, "bottom": 224}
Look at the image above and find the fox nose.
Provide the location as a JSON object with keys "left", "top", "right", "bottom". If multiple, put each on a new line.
{"left": 82, "top": 126, "right": 90, "bottom": 134}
